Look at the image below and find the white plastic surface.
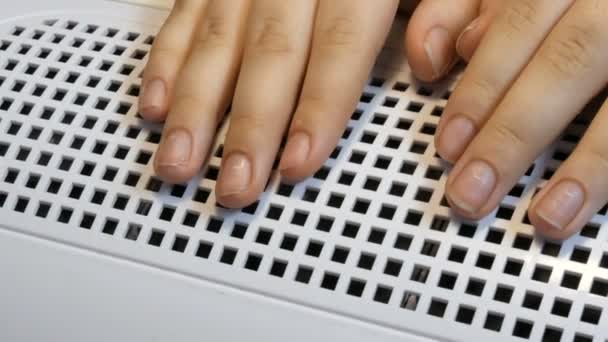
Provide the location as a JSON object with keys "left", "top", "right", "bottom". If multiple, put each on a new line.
{"left": 0, "top": 1, "right": 607, "bottom": 341}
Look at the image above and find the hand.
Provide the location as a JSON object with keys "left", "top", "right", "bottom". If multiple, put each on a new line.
{"left": 139, "top": 0, "right": 484, "bottom": 208}
{"left": 434, "top": 0, "right": 608, "bottom": 240}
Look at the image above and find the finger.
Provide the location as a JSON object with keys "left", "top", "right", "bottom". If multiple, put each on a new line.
{"left": 455, "top": 0, "right": 502, "bottom": 62}
{"left": 405, "top": 0, "right": 480, "bottom": 82}
{"left": 279, "top": 0, "right": 399, "bottom": 181}
{"left": 139, "top": 0, "right": 207, "bottom": 122}
{"left": 435, "top": 0, "right": 574, "bottom": 163}
{"left": 153, "top": 0, "right": 251, "bottom": 183}
{"left": 529, "top": 96, "right": 608, "bottom": 240}
{"left": 215, "top": 0, "right": 318, "bottom": 207}
{"left": 445, "top": 1, "right": 608, "bottom": 220}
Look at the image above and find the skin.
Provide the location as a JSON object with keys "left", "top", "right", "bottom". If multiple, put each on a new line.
{"left": 140, "top": 0, "right": 608, "bottom": 241}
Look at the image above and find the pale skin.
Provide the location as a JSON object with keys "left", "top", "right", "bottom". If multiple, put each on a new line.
{"left": 140, "top": 0, "right": 608, "bottom": 241}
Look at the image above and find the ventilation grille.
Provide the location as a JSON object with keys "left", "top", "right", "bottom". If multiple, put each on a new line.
{"left": 0, "top": 4, "right": 607, "bottom": 342}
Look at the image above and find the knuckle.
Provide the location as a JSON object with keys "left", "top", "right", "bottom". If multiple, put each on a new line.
{"left": 489, "top": 119, "right": 528, "bottom": 148}
{"left": 251, "top": 16, "right": 292, "bottom": 55}
{"left": 230, "top": 112, "right": 268, "bottom": 132}
{"left": 501, "top": 0, "right": 538, "bottom": 35}
{"left": 540, "top": 22, "right": 600, "bottom": 79}
{"left": 194, "top": 15, "right": 231, "bottom": 49}
{"left": 317, "top": 17, "right": 361, "bottom": 52}
{"left": 467, "top": 77, "right": 501, "bottom": 105}
{"left": 583, "top": 146, "right": 608, "bottom": 173}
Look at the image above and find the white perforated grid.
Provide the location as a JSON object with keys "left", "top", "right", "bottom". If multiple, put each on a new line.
{"left": 1, "top": 2, "right": 607, "bottom": 341}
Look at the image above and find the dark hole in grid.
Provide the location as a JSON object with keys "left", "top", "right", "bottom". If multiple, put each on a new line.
{"left": 513, "top": 233, "right": 533, "bottom": 250}
{"left": 561, "top": 272, "right": 582, "bottom": 290}
{"left": 125, "top": 224, "right": 142, "bottom": 241}
{"left": 148, "top": 230, "right": 165, "bottom": 247}
{"left": 458, "top": 223, "right": 477, "bottom": 238}
{"left": 347, "top": 279, "right": 366, "bottom": 297}
{"left": 193, "top": 187, "right": 210, "bottom": 203}
{"left": 542, "top": 327, "right": 563, "bottom": 342}
{"left": 508, "top": 183, "right": 525, "bottom": 197}
{"left": 360, "top": 177, "right": 380, "bottom": 192}
{"left": 321, "top": 272, "right": 339, "bottom": 290}
{"left": 522, "top": 291, "right": 543, "bottom": 310}
{"left": 590, "top": 277, "right": 608, "bottom": 296}
{"left": 360, "top": 131, "right": 376, "bottom": 144}
{"left": 207, "top": 217, "right": 223, "bottom": 233}
{"left": 541, "top": 242, "right": 561, "bottom": 257}
{"left": 16, "top": 147, "right": 31, "bottom": 161}
{"left": 113, "top": 195, "right": 129, "bottom": 210}
{"left": 382, "top": 97, "right": 398, "bottom": 108}
{"left": 532, "top": 265, "right": 552, "bottom": 283}
{"left": 373, "top": 286, "right": 393, "bottom": 304}
{"left": 302, "top": 187, "right": 319, "bottom": 202}
{"left": 338, "top": 171, "right": 355, "bottom": 185}
{"left": 486, "top": 228, "right": 505, "bottom": 244}
{"left": 428, "top": 299, "right": 447, "bottom": 317}
{"left": 92, "top": 141, "right": 107, "bottom": 155}
{"left": 396, "top": 118, "right": 413, "bottom": 131}
{"left": 353, "top": 199, "right": 370, "bottom": 214}
{"left": 551, "top": 298, "right": 572, "bottom": 317}
{"left": 305, "top": 241, "right": 324, "bottom": 257}
{"left": 384, "top": 259, "right": 402, "bottom": 277}
{"left": 253, "top": 228, "right": 272, "bottom": 245}
{"left": 411, "top": 265, "right": 429, "bottom": 283}
{"left": 455, "top": 306, "right": 475, "bottom": 325}
{"left": 0, "top": 143, "right": 8, "bottom": 157}
{"left": 378, "top": 205, "right": 396, "bottom": 220}
{"left": 494, "top": 285, "right": 514, "bottom": 303}
{"left": 47, "top": 179, "right": 62, "bottom": 194}
{"left": 327, "top": 193, "right": 345, "bottom": 208}
{"left": 313, "top": 166, "right": 330, "bottom": 180}
{"left": 280, "top": 235, "right": 298, "bottom": 251}
{"left": 580, "top": 223, "right": 600, "bottom": 238}
{"left": 371, "top": 113, "right": 387, "bottom": 125}
{"left": 331, "top": 246, "right": 349, "bottom": 264}
{"left": 574, "top": 334, "right": 593, "bottom": 342}
{"left": 414, "top": 187, "right": 433, "bottom": 202}
{"left": 14, "top": 197, "right": 29, "bottom": 213}
{"left": 183, "top": 211, "right": 199, "bottom": 227}
{"left": 5, "top": 169, "right": 19, "bottom": 184}
{"left": 512, "top": 320, "right": 533, "bottom": 339}
{"left": 389, "top": 181, "right": 407, "bottom": 197}
{"left": 430, "top": 216, "right": 449, "bottom": 231}
{"left": 57, "top": 207, "right": 73, "bottom": 223}
{"left": 104, "top": 121, "right": 119, "bottom": 134}
{"left": 102, "top": 219, "right": 118, "bottom": 235}
{"left": 21, "top": 175, "right": 37, "bottom": 190}
{"left": 438, "top": 272, "right": 457, "bottom": 290}
{"left": 360, "top": 92, "right": 373, "bottom": 103}
{"left": 465, "top": 278, "right": 485, "bottom": 296}
{"left": 171, "top": 236, "right": 189, "bottom": 253}
{"left": 504, "top": 259, "right": 524, "bottom": 276}
{"left": 220, "top": 248, "right": 237, "bottom": 265}
{"left": 357, "top": 253, "right": 376, "bottom": 270}
{"left": 400, "top": 291, "right": 419, "bottom": 311}
{"left": 170, "top": 184, "right": 187, "bottom": 198}
{"left": 291, "top": 211, "right": 309, "bottom": 226}
{"left": 484, "top": 312, "right": 504, "bottom": 332}
{"left": 68, "top": 184, "right": 84, "bottom": 199}
{"left": 368, "top": 228, "right": 386, "bottom": 244}
{"left": 231, "top": 223, "right": 248, "bottom": 239}
{"left": 409, "top": 141, "right": 428, "bottom": 154}
{"left": 349, "top": 150, "right": 366, "bottom": 164}
{"left": 394, "top": 234, "right": 412, "bottom": 251}
{"left": 114, "top": 146, "right": 130, "bottom": 160}
{"left": 393, "top": 81, "right": 409, "bottom": 92}
{"left": 448, "top": 246, "right": 467, "bottom": 263}
{"left": 342, "top": 222, "right": 360, "bottom": 239}
{"left": 476, "top": 253, "right": 495, "bottom": 270}
{"left": 570, "top": 247, "right": 590, "bottom": 263}
{"left": 35, "top": 202, "right": 50, "bottom": 218}
{"left": 160, "top": 206, "right": 176, "bottom": 221}
{"left": 195, "top": 241, "right": 213, "bottom": 258}
{"left": 125, "top": 172, "right": 140, "bottom": 187}
{"left": 420, "top": 123, "right": 437, "bottom": 136}
{"left": 421, "top": 240, "right": 440, "bottom": 257}
{"left": 580, "top": 305, "right": 602, "bottom": 325}
{"left": 276, "top": 183, "right": 294, "bottom": 197}
{"left": 316, "top": 216, "right": 334, "bottom": 232}
{"left": 269, "top": 260, "right": 287, "bottom": 277}
{"left": 496, "top": 206, "right": 515, "bottom": 220}
{"left": 295, "top": 266, "right": 313, "bottom": 284}
{"left": 266, "top": 205, "right": 284, "bottom": 220}
{"left": 146, "top": 177, "right": 162, "bottom": 192}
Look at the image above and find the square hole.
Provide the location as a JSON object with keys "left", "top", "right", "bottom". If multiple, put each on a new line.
{"left": 148, "top": 230, "right": 165, "bottom": 247}
{"left": 522, "top": 291, "right": 543, "bottom": 310}
{"left": 102, "top": 219, "right": 118, "bottom": 235}
{"left": 448, "top": 246, "right": 467, "bottom": 263}
{"left": 231, "top": 223, "right": 248, "bottom": 239}
{"left": 373, "top": 286, "right": 393, "bottom": 304}
{"left": 357, "top": 253, "right": 376, "bottom": 270}
{"left": 347, "top": 279, "right": 366, "bottom": 297}
{"left": 420, "top": 240, "right": 440, "bottom": 257}
{"left": 513, "top": 320, "right": 533, "bottom": 339}
{"left": 255, "top": 228, "right": 273, "bottom": 245}
{"left": 368, "top": 228, "right": 386, "bottom": 244}
{"left": 14, "top": 197, "right": 29, "bottom": 213}
{"left": 571, "top": 247, "right": 591, "bottom": 263}
{"left": 465, "top": 278, "right": 485, "bottom": 297}
{"left": 316, "top": 216, "right": 334, "bottom": 232}
{"left": 430, "top": 216, "right": 449, "bottom": 232}
{"left": 269, "top": 259, "right": 287, "bottom": 277}
{"left": 295, "top": 266, "right": 313, "bottom": 283}
{"left": 438, "top": 272, "right": 457, "bottom": 290}
{"left": 291, "top": 210, "right": 309, "bottom": 226}
{"left": 220, "top": 247, "right": 237, "bottom": 265}
{"left": 327, "top": 193, "right": 345, "bottom": 208}
{"left": 193, "top": 187, "right": 210, "bottom": 203}
{"left": 207, "top": 217, "right": 223, "bottom": 233}
{"left": 410, "top": 141, "right": 428, "bottom": 154}
{"left": 494, "top": 285, "right": 514, "bottom": 303}
{"left": 125, "top": 224, "right": 141, "bottom": 241}
{"left": 172, "top": 235, "right": 189, "bottom": 253}
{"left": 113, "top": 195, "right": 129, "bottom": 210}
{"left": 302, "top": 187, "right": 319, "bottom": 202}
{"left": 411, "top": 265, "right": 429, "bottom": 283}
{"left": 305, "top": 240, "right": 324, "bottom": 257}
{"left": 580, "top": 305, "right": 601, "bottom": 325}
{"left": 484, "top": 312, "right": 504, "bottom": 332}
{"left": 504, "top": 258, "right": 524, "bottom": 276}
{"left": 394, "top": 234, "right": 412, "bottom": 251}
{"left": 513, "top": 233, "right": 533, "bottom": 250}
{"left": 182, "top": 211, "right": 199, "bottom": 227}
{"left": 414, "top": 187, "right": 433, "bottom": 202}
{"left": 338, "top": 171, "right": 355, "bottom": 185}
{"left": 590, "top": 277, "right": 608, "bottom": 296}
{"left": 35, "top": 202, "right": 51, "bottom": 218}
{"left": 266, "top": 205, "right": 283, "bottom": 220}
{"left": 542, "top": 327, "right": 563, "bottom": 342}
{"left": 378, "top": 205, "right": 396, "bottom": 220}
{"left": 342, "top": 222, "right": 360, "bottom": 238}
{"left": 561, "top": 271, "right": 582, "bottom": 290}
{"left": 428, "top": 299, "right": 447, "bottom": 317}
{"left": 541, "top": 242, "right": 561, "bottom": 257}
{"left": 353, "top": 199, "right": 370, "bottom": 214}
{"left": 320, "top": 272, "right": 339, "bottom": 290}
{"left": 244, "top": 254, "right": 263, "bottom": 271}
{"left": 455, "top": 306, "right": 475, "bottom": 325}
{"left": 389, "top": 181, "right": 407, "bottom": 197}
{"left": 280, "top": 234, "right": 298, "bottom": 251}
{"left": 159, "top": 206, "right": 176, "bottom": 221}
{"left": 476, "top": 253, "right": 495, "bottom": 270}
{"left": 400, "top": 291, "right": 419, "bottom": 311}
{"left": 551, "top": 298, "right": 572, "bottom": 317}
{"left": 532, "top": 265, "right": 552, "bottom": 283}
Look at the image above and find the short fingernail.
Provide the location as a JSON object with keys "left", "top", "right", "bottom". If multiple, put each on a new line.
{"left": 156, "top": 128, "right": 192, "bottom": 167}
{"left": 437, "top": 115, "right": 476, "bottom": 162}
{"left": 218, "top": 153, "right": 251, "bottom": 197}
{"left": 141, "top": 78, "right": 166, "bottom": 115}
{"left": 448, "top": 160, "right": 496, "bottom": 214}
{"left": 535, "top": 180, "right": 584, "bottom": 231}
{"left": 424, "top": 26, "right": 451, "bottom": 79}
{"left": 279, "top": 132, "right": 310, "bottom": 171}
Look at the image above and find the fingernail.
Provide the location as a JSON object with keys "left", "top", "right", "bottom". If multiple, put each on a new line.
{"left": 535, "top": 180, "right": 584, "bottom": 231}
{"left": 437, "top": 115, "right": 476, "bottom": 162}
{"left": 424, "top": 26, "right": 451, "bottom": 79}
{"left": 218, "top": 153, "right": 251, "bottom": 197}
{"left": 141, "top": 79, "right": 166, "bottom": 115}
{"left": 156, "top": 128, "right": 192, "bottom": 167}
{"left": 448, "top": 160, "right": 496, "bottom": 214}
{"left": 279, "top": 132, "right": 310, "bottom": 171}
{"left": 456, "top": 18, "right": 480, "bottom": 59}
